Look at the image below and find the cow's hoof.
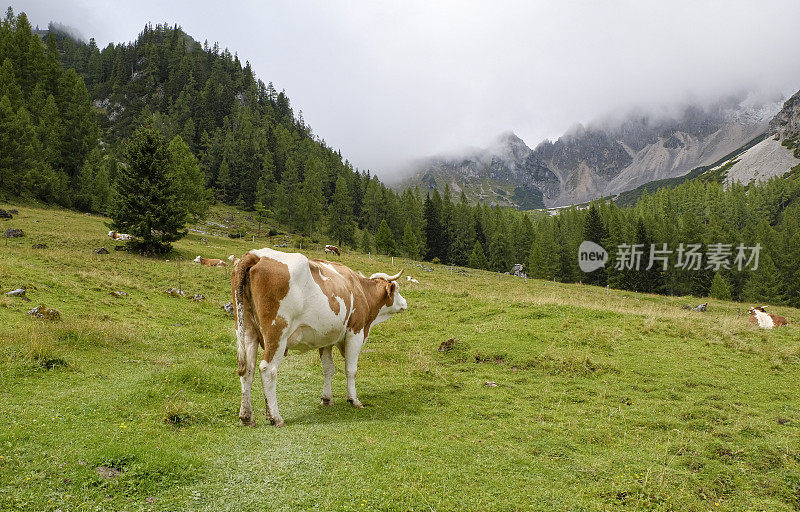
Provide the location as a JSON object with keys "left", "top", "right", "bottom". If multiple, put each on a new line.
{"left": 347, "top": 398, "right": 364, "bottom": 409}
{"left": 321, "top": 397, "right": 333, "bottom": 406}
{"left": 270, "top": 417, "right": 285, "bottom": 428}
{"left": 239, "top": 417, "right": 256, "bottom": 427}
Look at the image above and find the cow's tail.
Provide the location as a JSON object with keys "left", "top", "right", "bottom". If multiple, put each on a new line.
{"left": 232, "top": 252, "right": 260, "bottom": 376}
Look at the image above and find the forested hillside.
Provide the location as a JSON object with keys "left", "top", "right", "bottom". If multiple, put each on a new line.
{"left": 2, "top": 7, "right": 800, "bottom": 306}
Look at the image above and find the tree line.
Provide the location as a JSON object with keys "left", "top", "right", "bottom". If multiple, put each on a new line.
{"left": 2, "top": 8, "right": 800, "bottom": 306}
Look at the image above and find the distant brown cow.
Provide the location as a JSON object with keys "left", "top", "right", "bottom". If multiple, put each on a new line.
{"left": 108, "top": 230, "right": 132, "bottom": 241}
{"left": 324, "top": 245, "right": 340, "bottom": 256}
{"left": 749, "top": 306, "right": 788, "bottom": 329}
{"left": 194, "top": 256, "right": 227, "bottom": 267}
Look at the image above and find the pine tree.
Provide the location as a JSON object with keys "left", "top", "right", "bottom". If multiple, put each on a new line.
{"left": 401, "top": 221, "right": 420, "bottom": 259}
{"left": 423, "top": 190, "right": 445, "bottom": 261}
{"left": 253, "top": 201, "right": 270, "bottom": 236}
{"left": 216, "top": 156, "right": 233, "bottom": 202}
{"left": 468, "top": 240, "right": 488, "bottom": 270}
{"left": 488, "top": 227, "right": 513, "bottom": 272}
{"left": 582, "top": 204, "right": 608, "bottom": 285}
{"left": 375, "top": 219, "right": 396, "bottom": 255}
{"left": 109, "top": 126, "right": 189, "bottom": 253}
{"left": 360, "top": 229, "right": 373, "bottom": 254}
{"left": 168, "top": 135, "right": 208, "bottom": 221}
{"left": 300, "top": 156, "right": 324, "bottom": 234}
{"left": 709, "top": 272, "right": 732, "bottom": 300}
{"left": 326, "top": 176, "right": 355, "bottom": 247}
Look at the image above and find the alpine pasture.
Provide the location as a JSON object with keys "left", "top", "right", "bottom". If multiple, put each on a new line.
{"left": 1, "top": 202, "right": 799, "bottom": 511}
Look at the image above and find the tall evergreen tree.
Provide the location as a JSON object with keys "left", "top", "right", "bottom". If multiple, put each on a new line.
{"left": 326, "top": 175, "right": 355, "bottom": 247}
{"left": 109, "top": 126, "right": 188, "bottom": 253}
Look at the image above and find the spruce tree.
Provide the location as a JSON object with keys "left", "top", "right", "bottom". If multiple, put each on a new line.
{"left": 709, "top": 272, "right": 732, "bottom": 300}
{"left": 109, "top": 126, "right": 188, "bottom": 253}
{"left": 360, "top": 229, "right": 373, "bottom": 254}
{"left": 168, "top": 135, "right": 209, "bottom": 221}
{"left": 468, "top": 240, "right": 488, "bottom": 270}
{"left": 582, "top": 204, "right": 608, "bottom": 285}
{"left": 375, "top": 219, "right": 396, "bottom": 256}
{"left": 326, "top": 175, "right": 355, "bottom": 247}
{"left": 401, "top": 221, "right": 420, "bottom": 259}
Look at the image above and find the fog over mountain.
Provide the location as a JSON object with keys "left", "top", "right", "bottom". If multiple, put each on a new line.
{"left": 12, "top": 0, "right": 800, "bottom": 179}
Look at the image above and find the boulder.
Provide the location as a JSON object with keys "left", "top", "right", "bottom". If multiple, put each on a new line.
{"left": 94, "top": 247, "right": 109, "bottom": 254}
{"left": 28, "top": 305, "right": 61, "bottom": 321}
{"left": 4, "top": 228, "right": 24, "bottom": 238}
{"left": 6, "top": 288, "right": 30, "bottom": 301}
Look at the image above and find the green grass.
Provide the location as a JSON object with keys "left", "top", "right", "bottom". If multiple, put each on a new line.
{"left": 1, "top": 202, "right": 800, "bottom": 511}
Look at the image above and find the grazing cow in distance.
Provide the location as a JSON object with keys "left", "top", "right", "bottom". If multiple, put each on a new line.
{"left": 406, "top": 275, "right": 419, "bottom": 284}
{"left": 228, "top": 254, "right": 240, "bottom": 267}
{"left": 324, "top": 245, "right": 340, "bottom": 256}
{"left": 193, "top": 256, "right": 227, "bottom": 267}
{"left": 108, "top": 230, "right": 132, "bottom": 241}
{"left": 231, "top": 248, "right": 407, "bottom": 427}
{"left": 749, "top": 306, "right": 788, "bottom": 329}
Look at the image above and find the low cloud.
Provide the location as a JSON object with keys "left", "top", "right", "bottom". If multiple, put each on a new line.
{"left": 14, "top": 0, "right": 800, "bottom": 179}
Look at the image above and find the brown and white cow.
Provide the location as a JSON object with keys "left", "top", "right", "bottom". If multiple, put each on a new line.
{"left": 749, "top": 306, "right": 788, "bottom": 329}
{"left": 231, "top": 248, "right": 407, "bottom": 427}
{"left": 108, "top": 230, "right": 132, "bottom": 241}
{"left": 193, "top": 256, "right": 227, "bottom": 267}
{"left": 324, "top": 245, "right": 340, "bottom": 256}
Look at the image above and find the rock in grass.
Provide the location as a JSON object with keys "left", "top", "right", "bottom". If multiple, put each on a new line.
{"left": 109, "top": 291, "right": 127, "bottom": 297}
{"left": 94, "top": 247, "right": 109, "bottom": 254}
{"left": 31, "top": 243, "right": 47, "bottom": 249}
{"left": 190, "top": 293, "right": 206, "bottom": 302}
{"left": 5, "top": 288, "right": 31, "bottom": 302}
{"left": 113, "top": 245, "right": 128, "bottom": 251}
{"left": 95, "top": 466, "right": 122, "bottom": 480}
{"left": 164, "top": 288, "right": 185, "bottom": 297}
{"left": 0, "top": 209, "right": 12, "bottom": 220}
{"left": 7, "top": 209, "right": 18, "bottom": 215}
{"left": 438, "top": 338, "right": 459, "bottom": 352}
{"left": 4, "top": 228, "right": 24, "bottom": 238}
{"left": 223, "top": 302, "right": 234, "bottom": 316}
{"left": 28, "top": 305, "right": 61, "bottom": 321}
{"left": 484, "top": 381, "right": 499, "bottom": 388}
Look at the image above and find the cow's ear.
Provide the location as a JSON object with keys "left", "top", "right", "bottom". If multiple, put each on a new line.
{"left": 387, "top": 281, "right": 397, "bottom": 295}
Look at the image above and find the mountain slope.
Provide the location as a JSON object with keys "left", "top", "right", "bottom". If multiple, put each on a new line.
{"left": 400, "top": 95, "right": 785, "bottom": 208}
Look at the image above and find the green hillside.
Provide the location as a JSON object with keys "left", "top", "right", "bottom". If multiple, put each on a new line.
{"left": 1, "top": 202, "right": 799, "bottom": 511}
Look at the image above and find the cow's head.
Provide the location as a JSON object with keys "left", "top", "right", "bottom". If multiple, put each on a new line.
{"left": 369, "top": 269, "right": 408, "bottom": 321}
{"left": 193, "top": 255, "right": 202, "bottom": 263}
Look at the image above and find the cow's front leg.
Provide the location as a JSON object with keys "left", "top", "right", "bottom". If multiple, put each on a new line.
{"left": 340, "top": 335, "right": 365, "bottom": 408}
{"left": 259, "top": 333, "right": 287, "bottom": 427}
{"left": 319, "top": 346, "right": 334, "bottom": 406}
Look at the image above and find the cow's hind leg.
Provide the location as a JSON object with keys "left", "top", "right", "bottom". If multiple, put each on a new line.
{"left": 320, "top": 346, "right": 334, "bottom": 406}
{"left": 238, "top": 323, "right": 259, "bottom": 427}
{"left": 338, "top": 335, "right": 365, "bottom": 408}
{"left": 259, "top": 330, "right": 287, "bottom": 427}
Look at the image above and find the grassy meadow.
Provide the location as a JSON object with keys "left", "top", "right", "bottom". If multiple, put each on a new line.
{"left": 1, "top": 202, "right": 799, "bottom": 511}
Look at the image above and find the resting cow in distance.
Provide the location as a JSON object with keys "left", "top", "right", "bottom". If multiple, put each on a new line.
{"left": 232, "top": 248, "right": 407, "bottom": 427}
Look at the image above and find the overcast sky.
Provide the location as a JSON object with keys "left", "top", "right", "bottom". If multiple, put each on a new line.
{"left": 12, "top": 0, "right": 800, "bottom": 179}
